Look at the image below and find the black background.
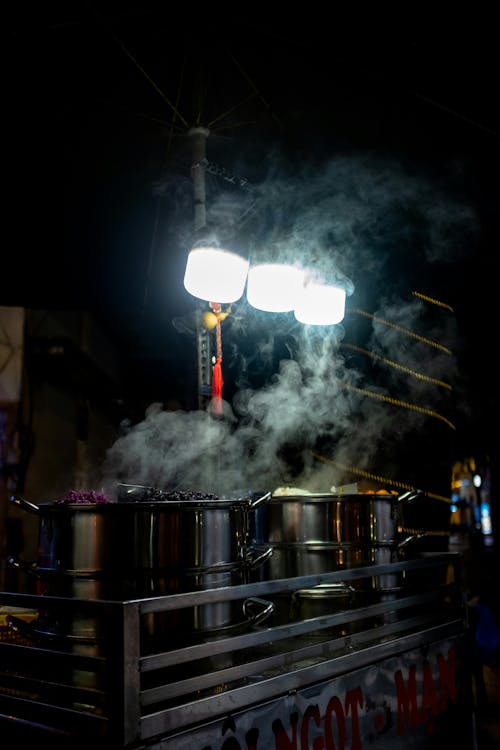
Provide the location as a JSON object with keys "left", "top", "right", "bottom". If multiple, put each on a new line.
{"left": 6, "top": 4, "right": 500, "bottom": 462}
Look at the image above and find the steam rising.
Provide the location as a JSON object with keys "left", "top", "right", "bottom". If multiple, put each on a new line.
{"left": 101, "top": 153, "right": 478, "bottom": 497}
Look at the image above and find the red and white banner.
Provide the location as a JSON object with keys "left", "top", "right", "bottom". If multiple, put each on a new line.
{"left": 158, "top": 637, "right": 471, "bottom": 750}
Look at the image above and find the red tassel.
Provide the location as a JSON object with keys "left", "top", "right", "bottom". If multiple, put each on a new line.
{"left": 211, "top": 356, "right": 224, "bottom": 415}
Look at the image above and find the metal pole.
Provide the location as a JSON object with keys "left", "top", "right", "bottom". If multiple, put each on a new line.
{"left": 189, "top": 127, "right": 214, "bottom": 411}
{"left": 189, "top": 126, "right": 210, "bottom": 233}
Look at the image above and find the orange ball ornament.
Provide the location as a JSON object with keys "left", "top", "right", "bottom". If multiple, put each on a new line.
{"left": 201, "top": 311, "right": 219, "bottom": 330}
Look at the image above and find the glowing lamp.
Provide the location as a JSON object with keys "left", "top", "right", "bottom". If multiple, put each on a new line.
{"left": 294, "top": 283, "right": 346, "bottom": 325}
{"left": 246, "top": 263, "right": 305, "bottom": 312}
{"left": 183, "top": 246, "right": 249, "bottom": 303}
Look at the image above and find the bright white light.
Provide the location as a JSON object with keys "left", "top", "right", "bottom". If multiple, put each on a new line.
{"left": 294, "top": 283, "right": 346, "bottom": 325}
{"left": 183, "top": 247, "right": 249, "bottom": 303}
{"left": 473, "top": 474, "right": 482, "bottom": 488}
{"left": 246, "top": 263, "right": 305, "bottom": 312}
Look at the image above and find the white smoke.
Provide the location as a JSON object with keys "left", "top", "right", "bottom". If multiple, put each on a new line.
{"left": 101, "top": 152, "right": 478, "bottom": 497}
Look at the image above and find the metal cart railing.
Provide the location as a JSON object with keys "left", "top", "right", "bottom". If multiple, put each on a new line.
{"left": 0, "top": 552, "right": 471, "bottom": 748}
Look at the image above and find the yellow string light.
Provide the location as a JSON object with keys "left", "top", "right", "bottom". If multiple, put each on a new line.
{"left": 348, "top": 308, "right": 453, "bottom": 355}
{"left": 338, "top": 382, "right": 456, "bottom": 431}
{"left": 400, "top": 526, "right": 451, "bottom": 536}
{"left": 316, "top": 296, "right": 456, "bottom": 507}
{"left": 340, "top": 342, "right": 452, "bottom": 391}
{"left": 310, "top": 452, "right": 452, "bottom": 504}
{"left": 411, "top": 291, "right": 454, "bottom": 312}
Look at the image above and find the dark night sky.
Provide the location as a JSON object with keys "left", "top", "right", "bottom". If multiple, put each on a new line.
{"left": 6, "top": 4, "right": 500, "bottom": 463}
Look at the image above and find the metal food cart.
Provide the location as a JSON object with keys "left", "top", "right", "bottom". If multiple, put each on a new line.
{"left": 0, "top": 551, "right": 475, "bottom": 749}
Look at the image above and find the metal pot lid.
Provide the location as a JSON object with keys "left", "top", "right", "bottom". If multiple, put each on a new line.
{"left": 270, "top": 489, "right": 423, "bottom": 502}
{"left": 295, "top": 583, "right": 353, "bottom": 599}
{"left": 270, "top": 493, "right": 396, "bottom": 502}
{"left": 11, "top": 489, "right": 271, "bottom": 513}
{"left": 117, "top": 483, "right": 270, "bottom": 507}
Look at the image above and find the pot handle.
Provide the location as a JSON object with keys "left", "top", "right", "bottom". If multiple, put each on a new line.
{"left": 201, "top": 597, "right": 275, "bottom": 637}
{"left": 9, "top": 494, "right": 40, "bottom": 513}
{"left": 7, "top": 614, "right": 100, "bottom": 644}
{"left": 396, "top": 533, "right": 428, "bottom": 553}
{"left": 397, "top": 489, "right": 424, "bottom": 505}
{"left": 7, "top": 556, "right": 55, "bottom": 596}
{"left": 244, "top": 544, "right": 273, "bottom": 569}
{"left": 248, "top": 490, "right": 272, "bottom": 509}
{"left": 242, "top": 597, "right": 275, "bottom": 628}
{"left": 7, "top": 555, "right": 78, "bottom": 581}
{"left": 7, "top": 555, "right": 43, "bottom": 578}
{"left": 291, "top": 583, "right": 356, "bottom": 614}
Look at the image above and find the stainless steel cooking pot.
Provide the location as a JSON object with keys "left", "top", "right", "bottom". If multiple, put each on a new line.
{"left": 251, "top": 490, "right": 423, "bottom": 546}
{"left": 9, "top": 490, "right": 271, "bottom": 580}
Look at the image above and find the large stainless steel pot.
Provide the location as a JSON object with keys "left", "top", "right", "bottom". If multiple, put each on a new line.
{"left": 251, "top": 490, "right": 424, "bottom": 546}
{"left": 9, "top": 490, "right": 271, "bottom": 579}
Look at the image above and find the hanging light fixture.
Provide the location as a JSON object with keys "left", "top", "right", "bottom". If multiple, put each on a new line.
{"left": 246, "top": 263, "right": 305, "bottom": 312}
{"left": 183, "top": 246, "right": 249, "bottom": 304}
{"left": 294, "top": 281, "right": 346, "bottom": 325}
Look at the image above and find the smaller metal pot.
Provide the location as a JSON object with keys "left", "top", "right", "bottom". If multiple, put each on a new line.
{"left": 292, "top": 582, "right": 354, "bottom": 621}
{"left": 269, "top": 582, "right": 354, "bottom": 632}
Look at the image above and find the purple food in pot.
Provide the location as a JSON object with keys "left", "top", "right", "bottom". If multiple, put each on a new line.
{"left": 55, "top": 490, "right": 113, "bottom": 505}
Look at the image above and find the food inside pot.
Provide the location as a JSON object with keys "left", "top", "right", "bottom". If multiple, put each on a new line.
{"left": 55, "top": 487, "right": 221, "bottom": 504}
{"left": 137, "top": 488, "right": 219, "bottom": 502}
{"left": 273, "top": 487, "right": 312, "bottom": 496}
{"left": 117, "top": 484, "right": 219, "bottom": 502}
{"left": 55, "top": 490, "right": 113, "bottom": 505}
{"left": 272, "top": 485, "right": 400, "bottom": 497}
